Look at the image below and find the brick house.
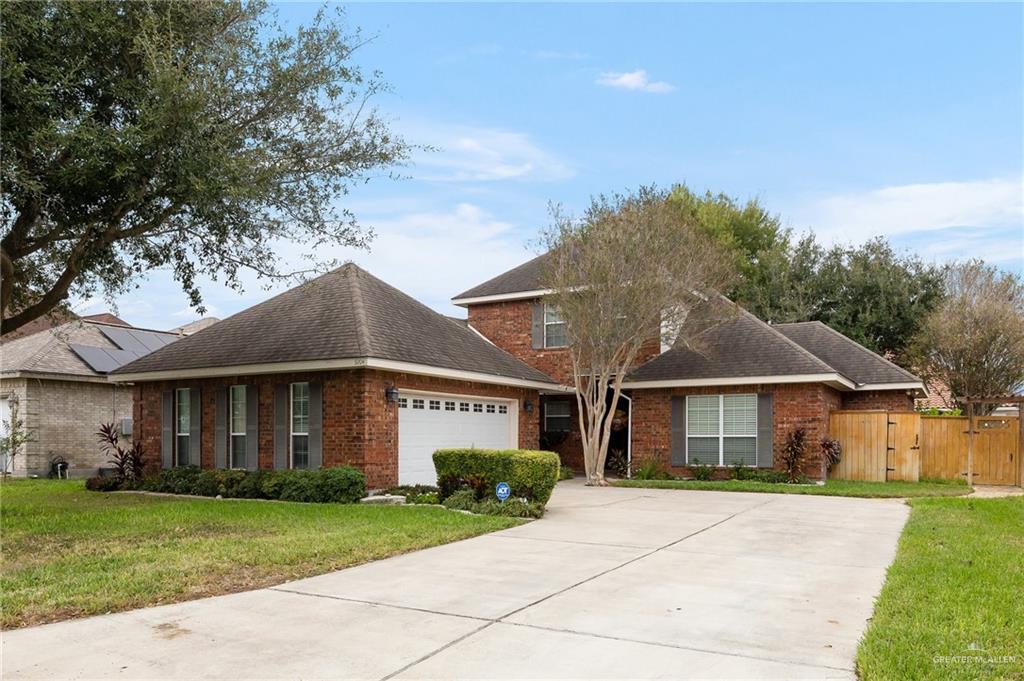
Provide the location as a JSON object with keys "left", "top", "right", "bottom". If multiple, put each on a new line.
{"left": 112, "top": 257, "right": 924, "bottom": 487}
{"left": 453, "top": 254, "right": 925, "bottom": 480}
{"left": 0, "top": 318, "right": 182, "bottom": 476}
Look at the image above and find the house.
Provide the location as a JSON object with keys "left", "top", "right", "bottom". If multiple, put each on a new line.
{"left": 112, "top": 257, "right": 925, "bottom": 487}
{"left": 1, "top": 318, "right": 183, "bottom": 476}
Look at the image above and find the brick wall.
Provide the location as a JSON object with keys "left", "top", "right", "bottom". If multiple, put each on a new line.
{"left": 1, "top": 377, "right": 132, "bottom": 477}
{"left": 630, "top": 382, "right": 843, "bottom": 480}
{"left": 133, "top": 368, "right": 539, "bottom": 488}
{"left": 841, "top": 390, "right": 914, "bottom": 411}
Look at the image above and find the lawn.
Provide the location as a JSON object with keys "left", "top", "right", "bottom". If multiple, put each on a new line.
{"left": 613, "top": 477, "right": 971, "bottom": 498}
{"left": 0, "top": 479, "right": 521, "bottom": 629}
{"left": 857, "top": 496, "right": 1024, "bottom": 680}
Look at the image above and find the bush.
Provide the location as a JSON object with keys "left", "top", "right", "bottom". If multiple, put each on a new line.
{"left": 433, "top": 448, "right": 560, "bottom": 505}
{"left": 443, "top": 490, "right": 544, "bottom": 518}
{"left": 408, "top": 492, "right": 439, "bottom": 505}
{"left": 732, "top": 467, "right": 795, "bottom": 484}
{"left": 633, "top": 457, "right": 673, "bottom": 481}
{"left": 820, "top": 437, "right": 842, "bottom": 472}
{"left": 85, "top": 475, "right": 124, "bottom": 492}
{"left": 89, "top": 466, "right": 366, "bottom": 504}
{"left": 558, "top": 465, "right": 574, "bottom": 481}
{"left": 385, "top": 484, "right": 440, "bottom": 497}
{"left": 781, "top": 428, "right": 809, "bottom": 483}
{"left": 689, "top": 457, "right": 714, "bottom": 481}
{"left": 442, "top": 489, "right": 478, "bottom": 511}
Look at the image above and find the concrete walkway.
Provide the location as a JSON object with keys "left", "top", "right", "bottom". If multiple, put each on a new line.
{"left": 3, "top": 482, "right": 909, "bottom": 680}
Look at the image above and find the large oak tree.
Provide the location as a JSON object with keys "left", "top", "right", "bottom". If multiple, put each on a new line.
{"left": 1, "top": 0, "right": 410, "bottom": 333}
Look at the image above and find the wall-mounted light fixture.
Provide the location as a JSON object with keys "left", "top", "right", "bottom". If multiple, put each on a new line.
{"left": 523, "top": 399, "right": 534, "bottom": 414}
{"left": 385, "top": 386, "right": 400, "bottom": 403}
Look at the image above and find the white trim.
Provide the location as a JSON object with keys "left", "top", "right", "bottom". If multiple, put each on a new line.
{"left": 856, "top": 382, "right": 926, "bottom": 393}
{"left": 110, "top": 357, "right": 570, "bottom": 392}
{"left": 2, "top": 371, "right": 114, "bottom": 384}
{"left": 685, "top": 394, "right": 758, "bottom": 467}
{"left": 622, "top": 373, "right": 857, "bottom": 390}
{"left": 451, "top": 289, "right": 556, "bottom": 306}
{"left": 543, "top": 303, "right": 568, "bottom": 349}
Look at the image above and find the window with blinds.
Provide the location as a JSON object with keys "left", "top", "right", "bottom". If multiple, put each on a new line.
{"left": 686, "top": 394, "right": 758, "bottom": 466}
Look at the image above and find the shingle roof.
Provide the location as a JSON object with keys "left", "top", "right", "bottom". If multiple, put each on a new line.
{"left": 453, "top": 253, "right": 550, "bottom": 301}
{"left": 1, "top": 320, "right": 177, "bottom": 378}
{"left": 113, "top": 264, "right": 559, "bottom": 385}
{"left": 626, "top": 309, "right": 838, "bottom": 383}
{"left": 773, "top": 321, "right": 920, "bottom": 385}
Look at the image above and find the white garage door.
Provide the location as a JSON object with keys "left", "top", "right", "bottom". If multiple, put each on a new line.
{"left": 398, "top": 393, "right": 515, "bottom": 486}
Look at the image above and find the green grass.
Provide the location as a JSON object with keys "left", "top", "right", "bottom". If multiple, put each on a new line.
{"left": 858, "top": 496, "right": 1024, "bottom": 680}
{"left": 0, "top": 479, "right": 521, "bottom": 629}
{"left": 613, "top": 477, "right": 971, "bottom": 498}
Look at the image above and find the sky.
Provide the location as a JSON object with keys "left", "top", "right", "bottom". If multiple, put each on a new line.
{"left": 77, "top": 2, "right": 1024, "bottom": 330}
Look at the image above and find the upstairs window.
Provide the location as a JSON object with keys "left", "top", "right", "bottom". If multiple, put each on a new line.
{"left": 544, "top": 304, "right": 568, "bottom": 348}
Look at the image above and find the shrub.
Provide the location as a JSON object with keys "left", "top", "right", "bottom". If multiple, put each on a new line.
{"left": 475, "top": 498, "right": 544, "bottom": 518}
{"left": 433, "top": 448, "right": 560, "bottom": 505}
{"left": 385, "top": 484, "right": 440, "bottom": 497}
{"left": 732, "top": 467, "right": 797, "bottom": 484}
{"left": 689, "top": 457, "right": 714, "bottom": 481}
{"left": 85, "top": 475, "right": 123, "bottom": 492}
{"left": 94, "top": 466, "right": 366, "bottom": 504}
{"left": 442, "top": 489, "right": 479, "bottom": 511}
{"left": 96, "top": 422, "right": 147, "bottom": 480}
{"left": 820, "top": 437, "right": 842, "bottom": 472}
{"left": 408, "top": 492, "right": 439, "bottom": 505}
{"left": 781, "top": 428, "right": 809, "bottom": 483}
{"left": 633, "top": 457, "right": 673, "bottom": 481}
{"left": 558, "top": 465, "right": 574, "bottom": 481}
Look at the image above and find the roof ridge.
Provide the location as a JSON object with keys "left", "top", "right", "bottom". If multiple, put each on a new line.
{"left": 796, "top": 320, "right": 919, "bottom": 382}
{"left": 740, "top": 309, "right": 846, "bottom": 377}
{"left": 345, "top": 266, "right": 374, "bottom": 356}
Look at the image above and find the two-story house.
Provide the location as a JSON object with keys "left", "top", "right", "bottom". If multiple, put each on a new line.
{"left": 113, "top": 258, "right": 925, "bottom": 488}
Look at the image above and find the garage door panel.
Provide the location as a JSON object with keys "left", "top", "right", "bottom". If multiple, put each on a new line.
{"left": 398, "top": 394, "right": 513, "bottom": 486}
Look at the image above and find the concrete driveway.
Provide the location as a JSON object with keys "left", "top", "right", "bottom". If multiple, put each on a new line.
{"left": 3, "top": 482, "right": 908, "bottom": 680}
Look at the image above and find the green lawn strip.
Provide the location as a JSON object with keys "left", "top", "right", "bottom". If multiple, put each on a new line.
{"left": 612, "top": 478, "right": 971, "bottom": 498}
{"left": 0, "top": 479, "right": 520, "bottom": 629}
{"left": 857, "top": 497, "right": 1024, "bottom": 680}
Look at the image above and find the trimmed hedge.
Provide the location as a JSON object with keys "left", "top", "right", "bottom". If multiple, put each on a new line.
{"left": 86, "top": 466, "right": 366, "bottom": 504}
{"left": 434, "top": 448, "right": 560, "bottom": 505}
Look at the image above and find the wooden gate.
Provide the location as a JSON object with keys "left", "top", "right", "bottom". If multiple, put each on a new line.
{"left": 829, "top": 411, "right": 921, "bottom": 482}
{"left": 973, "top": 417, "right": 1018, "bottom": 485}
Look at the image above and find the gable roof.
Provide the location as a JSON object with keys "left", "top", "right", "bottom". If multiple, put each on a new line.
{"left": 773, "top": 321, "right": 921, "bottom": 387}
{"left": 1, "top": 320, "right": 178, "bottom": 381}
{"left": 112, "top": 264, "right": 559, "bottom": 387}
{"left": 452, "top": 253, "right": 550, "bottom": 303}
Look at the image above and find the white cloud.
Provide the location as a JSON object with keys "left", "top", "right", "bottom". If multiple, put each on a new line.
{"left": 596, "top": 69, "right": 676, "bottom": 94}
{"left": 794, "top": 177, "right": 1023, "bottom": 245}
{"left": 411, "top": 125, "right": 574, "bottom": 182}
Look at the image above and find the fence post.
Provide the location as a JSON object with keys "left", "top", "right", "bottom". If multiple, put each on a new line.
{"left": 966, "top": 402, "right": 974, "bottom": 487}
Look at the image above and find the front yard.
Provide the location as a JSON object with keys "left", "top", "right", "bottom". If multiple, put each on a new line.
{"left": 857, "top": 496, "right": 1023, "bottom": 680}
{"left": 614, "top": 477, "right": 971, "bottom": 498}
{"left": 0, "top": 479, "right": 520, "bottom": 629}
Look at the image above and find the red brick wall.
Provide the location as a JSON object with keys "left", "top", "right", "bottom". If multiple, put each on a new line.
{"left": 133, "top": 369, "right": 539, "bottom": 489}
{"left": 465, "top": 299, "right": 660, "bottom": 385}
{"left": 841, "top": 390, "right": 914, "bottom": 411}
{"left": 630, "top": 383, "right": 843, "bottom": 480}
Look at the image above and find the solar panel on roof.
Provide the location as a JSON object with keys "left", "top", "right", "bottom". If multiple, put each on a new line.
{"left": 99, "top": 326, "right": 177, "bottom": 352}
{"left": 69, "top": 344, "right": 149, "bottom": 373}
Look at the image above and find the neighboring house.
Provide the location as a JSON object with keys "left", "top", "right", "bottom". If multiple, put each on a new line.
{"left": 453, "top": 254, "right": 926, "bottom": 479}
{"left": 112, "top": 258, "right": 925, "bottom": 487}
{"left": 0, "top": 318, "right": 181, "bottom": 476}
{"left": 170, "top": 317, "right": 220, "bottom": 336}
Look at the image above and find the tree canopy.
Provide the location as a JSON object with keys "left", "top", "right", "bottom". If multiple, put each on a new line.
{"left": 1, "top": 0, "right": 410, "bottom": 333}
{"left": 669, "top": 184, "right": 946, "bottom": 362}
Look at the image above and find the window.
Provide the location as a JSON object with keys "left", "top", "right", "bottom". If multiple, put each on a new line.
{"left": 498, "top": 405, "right": 508, "bottom": 414}
{"left": 412, "top": 398, "right": 424, "bottom": 410}
{"left": 444, "top": 401, "right": 456, "bottom": 411}
{"left": 291, "top": 383, "right": 310, "bottom": 469}
{"left": 473, "top": 403, "right": 483, "bottom": 413}
{"left": 686, "top": 394, "right": 757, "bottom": 466}
{"left": 429, "top": 399, "right": 441, "bottom": 411}
{"left": 398, "top": 397, "right": 408, "bottom": 409}
{"left": 230, "top": 385, "right": 246, "bottom": 469}
{"left": 459, "top": 402, "right": 470, "bottom": 412}
{"left": 543, "top": 304, "right": 567, "bottom": 348}
{"left": 545, "top": 400, "right": 572, "bottom": 433}
{"left": 175, "top": 388, "right": 190, "bottom": 466}
{"left": 486, "top": 403, "right": 496, "bottom": 413}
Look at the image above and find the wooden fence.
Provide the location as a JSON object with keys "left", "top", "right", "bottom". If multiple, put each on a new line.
{"left": 829, "top": 411, "right": 1020, "bottom": 485}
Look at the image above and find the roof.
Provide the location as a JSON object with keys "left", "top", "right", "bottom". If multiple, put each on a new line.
{"left": 1, "top": 309, "right": 77, "bottom": 341}
{"left": 1, "top": 320, "right": 178, "bottom": 379}
{"left": 170, "top": 317, "right": 220, "bottom": 335}
{"left": 773, "top": 321, "right": 921, "bottom": 386}
{"left": 452, "top": 253, "right": 550, "bottom": 302}
{"left": 113, "top": 264, "right": 559, "bottom": 386}
{"left": 625, "top": 309, "right": 840, "bottom": 384}
{"left": 81, "top": 313, "right": 130, "bottom": 327}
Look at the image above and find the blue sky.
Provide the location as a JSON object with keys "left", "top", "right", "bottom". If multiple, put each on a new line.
{"left": 80, "top": 2, "right": 1023, "bottom": 329}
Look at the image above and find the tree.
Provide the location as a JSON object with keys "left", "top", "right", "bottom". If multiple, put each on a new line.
{"left": 668, "top": 185, "right": 945, "bottom": 361}
{"left": 540, "top": 187, "right": 736, "bottom": 486}
{"left": 0, "top": 399, "right": 34, "bottom": 475}
{"left": 910, "top": 261, "right": 1024, "bottom": 409}
{"left": 1, "top": 0, "right": 410, "bottom": 334}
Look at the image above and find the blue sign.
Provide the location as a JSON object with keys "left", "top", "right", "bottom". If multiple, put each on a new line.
{"left": 495, "top": 482, "right": 511, "bottom": 502}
